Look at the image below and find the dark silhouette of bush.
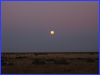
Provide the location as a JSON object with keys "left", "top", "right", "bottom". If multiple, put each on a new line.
{"left": 1, "top": 62, "right": 7, "bottom": 66}
{"left": 8, "top": 63, "right": 13, "bottom": 66}
{"left": 68, "top": 53, "right": 70, "bottom": 55}
{"left": 1, "top": 60, "right": 4, "bottom": 62}
{"left": 86, "top": 58, "right": 95, "bottom": 62}
{"left": 1, "top": 57, "right": 6, "bottom": 58}
{"left": 34, "top": 58, "right": 41, "bottom": 61}
{"left": 46, "top": 58, "right": 55, "bottom": 61}
{"left": 34, "top": 54, "right": 38, "bottom": 56}
{"left": 9, "top": 58, "right": 12, "bottom": 59}
{"left": 68, "top": 69, "right": 70, "bottom": 72}
{"left": 56, "top": 57, "right": 58, "bottom": 58}
{"left": 69, "top": 58, "right": 74, "bottom": 60}
{"left": 34, "top": 53, "right": 47, "bottom": 56}
{"left": 15, "top": 56, "right": 28, "bottom": 59}
{"left": 76, "top": 58, "right": 86, "bottom": 60}
{"left": 95, "top": 58, "right": 99, "bottom": 60}
{"left": 32, "top": 60, "right": 46, "bottom": 65}
{"left": 89, "top": 53, "right": 95, "bottom": 55}
{"left": 54, "top": 59, "right": 69, "bottom": 65}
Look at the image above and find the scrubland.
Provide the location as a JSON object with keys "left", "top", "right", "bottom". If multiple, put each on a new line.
{"left": 1, "top": 52, "right": 99, "bottom": 74}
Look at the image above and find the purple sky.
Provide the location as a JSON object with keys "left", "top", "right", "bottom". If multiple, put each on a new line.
{"left": 1, "top": 1, "right": 99, "bottom": 52}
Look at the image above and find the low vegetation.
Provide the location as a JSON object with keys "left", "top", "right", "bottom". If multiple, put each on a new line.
{"left": 89, "top": 53, "right": 95, "bottom": 55}
{"left": 1, "top": 60, "right": 4, "bottom": 62}
{"left": 34, "top": 53, "right": 48, "bottom": 56}
{"left": 7, "top": 63, "right": 13, "bottom": 66}
{"left": 54, "top": 59, "right": 69, "bottom": 65}
{"left": 86, "top": 58, "right": 95, "bottom": 62}
{"left": 32, "top": 60, "right": 46, "bottom": 64}
{"left": 34, "top": 58, "right": 41, "bottom": 61}
{"left": 76, "top": 58, "right": 86, "bottom": 60}
{"left": 46, "top": 58, "right": 55, "bottom": 61}
{"left": 15, "top": 56, "right": 28, "bottom": 59}
{"left": 95, "top": 58, "right": 99, "bottom": 60}
{"left": 69, "top": 58, "right": 74, "bottom": 60}
{"left": 1, "top": 62, "right": 7, "bottom": 66}
{"left": 1, "top": 57, "right": 6, "bottom": 58}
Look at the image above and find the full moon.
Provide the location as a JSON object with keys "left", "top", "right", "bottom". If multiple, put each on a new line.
{"left": 50, "top": 31, "right": 54, "bottom": 34}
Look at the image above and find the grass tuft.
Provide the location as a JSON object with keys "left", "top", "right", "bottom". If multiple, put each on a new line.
{"left": 1, "top": 62, "right": 7, "bottom": 66}
{"left": 76, "top": 58, "right": 86, "bottom": 60}
{"left": 1, "top": 60, "right": 4, "bottom": 62}
{"left": 95, "top": 58, "right": 99, "bottom": 60}
{"left": 86, "top": 58, "right": 95, "bottom": 62}
{"left": 46, "top": 58, "right": 55, "bottom": 61}
{"left": 8, "top": 63, "right": 13, "bottom": 66}
{"left": 32, "top": 60, "right": 46, "bottom": 65}
{"left": 15, "top": 56, "right": 27, "bottom": 59}
{"left": 54, "top": 59, "right": 69, "bottom": 65}
{"left": 69, "top": 58, "right": 74, "bottom": 60}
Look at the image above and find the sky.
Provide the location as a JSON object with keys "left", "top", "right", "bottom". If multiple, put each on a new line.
{"left": 1, "top": 1, "right": 99, "bottom": 52}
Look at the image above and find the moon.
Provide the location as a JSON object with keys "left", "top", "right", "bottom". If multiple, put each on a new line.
{"left": 50, "top": 31, "right": 54, "bottom": 34}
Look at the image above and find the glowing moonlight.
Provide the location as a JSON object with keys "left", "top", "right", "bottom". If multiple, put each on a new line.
{"left": 50, "top": 31, "right": 54, "bottom": 34}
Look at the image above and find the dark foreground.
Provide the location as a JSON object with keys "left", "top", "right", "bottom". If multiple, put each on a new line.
{"left": 1, "top": 52, "right": 99, "bottom": 74}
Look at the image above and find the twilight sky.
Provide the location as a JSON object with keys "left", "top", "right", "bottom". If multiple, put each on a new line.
{"left": 1, "top": 1, "right": 99, "bottom": 52}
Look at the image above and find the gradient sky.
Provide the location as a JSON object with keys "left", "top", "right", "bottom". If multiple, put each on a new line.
{"left": 1, "top": 1, "right": 99, "bottom": 52}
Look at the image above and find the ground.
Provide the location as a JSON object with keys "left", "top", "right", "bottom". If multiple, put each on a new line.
{"left": 1, "top": 52, "right": 99, "bottom": 74}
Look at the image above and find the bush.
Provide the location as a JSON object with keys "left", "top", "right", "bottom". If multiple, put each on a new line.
{"left": 54, "top": 59, "right": 69, "bottom": 65}
{"left": 1, "top": 60, "right": 4, "bottom": 62}
{"left": 56, "top": 57, "right": 58, "bottom": 58}
{"left": 46, "top": 58, "right": 55, "bottom": 61}
{"left": 95, "top": 58, "right": 99, "bottom": 60}
{"left": 68, "top": 69, "right": 70, "bottom": 72}
{"left": 34, "top": 54, "right": 38, "bottom": 56}
{"left": 76, "top": 58, "right": 86, "bottom": 60}
{"left": 15, "top": 56, "right": 27, "bottom": 59}
{"left": 34, "top": 58, "right": 41, "bottom": 60}
{"left": 34, "top": 53, "right": 47, "bottom": 56}
{"left": 86, "top": 58, "right": 95, "bottom": 62}
{"left": 8, "top": 63, "right": 13, "bottom": 66}
{"left": 1, "top": 57, "right": 6, "bottom": 58}
{"left": 9, "top": 58, "right": 12, "bottom": 59}
{"left": 89, "top": 53, "right": 95, "bottom": 55}
{"left": 69, "top": 58, "right": 74, "bottom": 60}
{"left": 1, "top": 62, "right": 7, "bottom": 66}
{"left": 32, "top": 60, "right": 46, "bottom": 65}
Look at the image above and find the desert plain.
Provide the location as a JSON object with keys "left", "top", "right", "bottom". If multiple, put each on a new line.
{"left": 1, "top": 52, "right": 99, "bottom": 74}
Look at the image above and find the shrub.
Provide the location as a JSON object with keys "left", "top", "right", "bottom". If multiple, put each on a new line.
{"left": 34, "top": 54, "right": 38, "bottom": 56}
{"left": 76, "top": 58, "right": 86, "bottom": 60}
{"left": 9, "top": 58, "right": 12, "bottom": 59}
{"left": 1, "top": 62, "right": 7, "bottom": 66}
{"left": 34, "top": 58, "right": 41, "bottom": 61}
{"left": 69, "top": 58, "right": 74, "bottom": 60}
{"left": 68, "top": 69, "right": 70, "bottom": 72}
{"left": 1, "top": 57, "right": 6, "bottom": 58}
{"left": 56, "top": 57, "right": 58, "bottom": 58}
{"left": 32, "top": 60, "right": 46, "bottom": 64}
{"left": 54, "top": 59, "right": 69, "bottom": 65}
{"left": 8, "top": 63, "right": 13, "bottom": 66}
{"left": 15, "top": 56, "right": 27, "bottom": 59}
{"left": 46, "top": 58, "right": 55, "bottom": 61}
{"left": 95, "top": 58, "right": 99, "bottom": 60}
{"left": 86, "top": 58, "right": 95, "bottom": 62}
{"left": 1, "top": 60, "right": 4, "bottom": 62}
{"left": 89, "top": 53, "right": 95, "bottom": 55}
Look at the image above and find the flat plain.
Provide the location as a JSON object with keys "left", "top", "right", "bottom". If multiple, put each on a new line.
{"left": 1, "top": 52, "right": 99, "bottom": 74}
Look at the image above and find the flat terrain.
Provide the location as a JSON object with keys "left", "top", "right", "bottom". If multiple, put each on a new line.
{"left": 1, "top": 52, "right": 99, "bottom": 74}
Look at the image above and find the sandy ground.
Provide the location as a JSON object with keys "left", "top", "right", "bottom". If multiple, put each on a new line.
{"left": 1, "top": 52, "right": 99, "bottom": 74}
